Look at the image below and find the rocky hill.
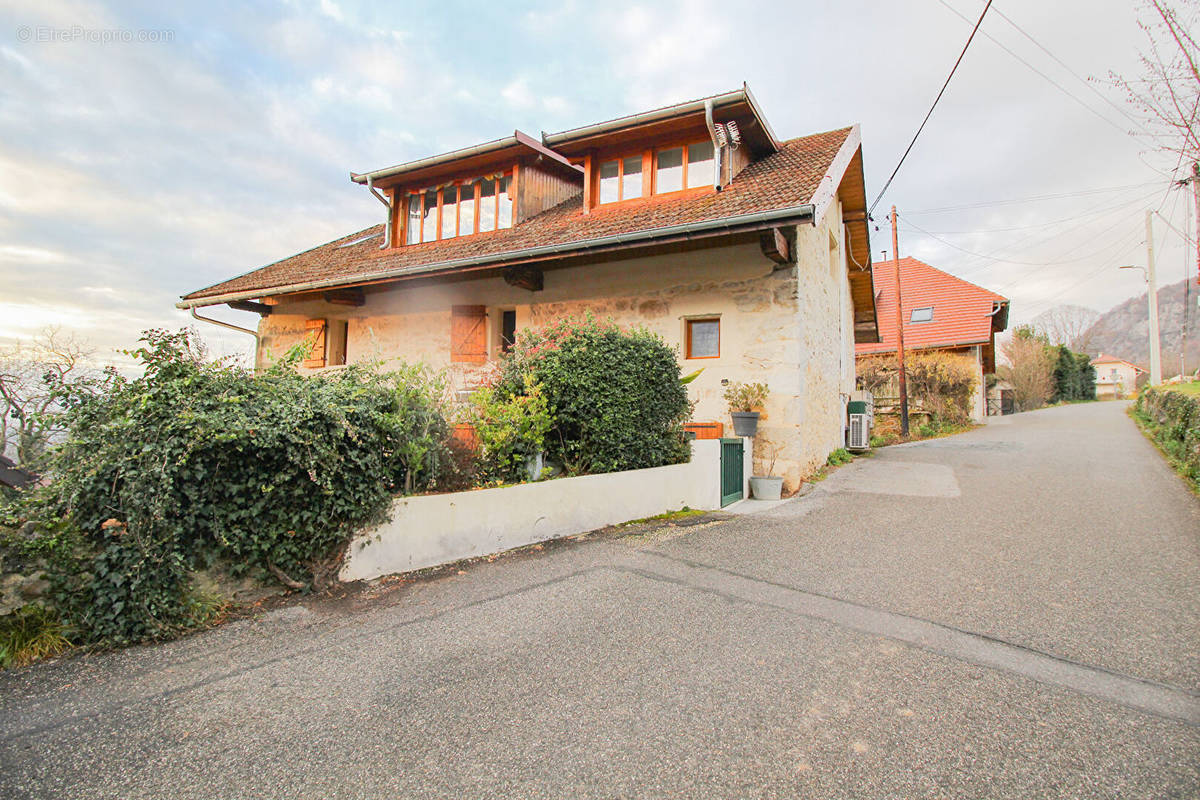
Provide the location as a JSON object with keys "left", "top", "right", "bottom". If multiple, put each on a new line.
{"left": 1081, "top": 278, "right": 1200, "bottom": 376}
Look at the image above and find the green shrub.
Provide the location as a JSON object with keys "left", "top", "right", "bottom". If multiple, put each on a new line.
{"left": 494, "top": 315, "right": 690, "bottom": 474}
{"left": 466, "top": 380, "right": 552, "bottom": 484}
{"left": 1135, "top": 387, "right": 1200, "bottom": 487}
{"left": 5, "top": 328, "right": 455, "bottom": 645}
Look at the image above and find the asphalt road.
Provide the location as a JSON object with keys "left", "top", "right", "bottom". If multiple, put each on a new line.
{"left": 2, "top": 401, "right": 1198, "bottom": 798}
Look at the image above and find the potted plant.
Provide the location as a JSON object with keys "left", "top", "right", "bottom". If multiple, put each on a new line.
{"left": 749, "top": 441, "right": 784, "bottom": 501}
{"left": 724, "top": 381, "right": 768, "bottom": 437}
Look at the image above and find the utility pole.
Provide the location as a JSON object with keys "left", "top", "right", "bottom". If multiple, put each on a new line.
{"left": 1193, "top": 161, "right": 1200, "bottom": 286}
{"left": 1184, "top": 193, "right": 1191, "bottom": 378}
{"left": 1146, "top": 210, "right": 1163, "bottom": 385}
{"left": 891, "top": 206, "right": 910, "bottom": 436}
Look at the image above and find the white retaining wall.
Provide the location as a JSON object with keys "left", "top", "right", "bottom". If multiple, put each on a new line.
{"left": 340, "top": 439, "right": 752, "bottom": 582}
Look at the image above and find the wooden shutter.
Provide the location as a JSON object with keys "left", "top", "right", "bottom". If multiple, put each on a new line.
{"left": 303, "top": 319, "right": 327, "bottom": 368}
{"left": 451, "top": 306, "right": 487, "bottom": 364}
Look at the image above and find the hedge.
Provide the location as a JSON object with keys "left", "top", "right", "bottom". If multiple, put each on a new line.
{"left": 1133, "top": 387, "right": 1200, "bottom": 486}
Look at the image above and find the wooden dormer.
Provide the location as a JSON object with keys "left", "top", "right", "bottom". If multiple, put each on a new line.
{"left": 351, "top": 131, "right": 583, "bottom": 249}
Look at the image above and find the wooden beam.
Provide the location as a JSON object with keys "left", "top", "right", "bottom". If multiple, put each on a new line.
{"left": 227, "top": 300, "right": 272, "bottom": 316}
{"left": 503, "top": 265, "right": 543, "bottom": 292}
{"left": 323, "top": 288, "right": 365, "bottom": 306}
{"left": 759, "top": 227, "right": 790, "bottom": 265}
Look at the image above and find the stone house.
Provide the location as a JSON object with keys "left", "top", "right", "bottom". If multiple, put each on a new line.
{"left": 1091, "top": 353, "right": 1145, "bottom": 399}
{"left": 179, "top": 86, "right": 879, "bottom": 490}
{"left": 855, "top": 257, "right": 1009, "bottom": 422}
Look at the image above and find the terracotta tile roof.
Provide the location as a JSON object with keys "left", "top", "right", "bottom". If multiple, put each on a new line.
{"left": 855, "top": 257, "right": 1008, "bottom": 356}
{"left": 182, "top": 127, "right": 855, "bottom": 303}
{"left": 1091, "top": 352, "right": 1146, "bottom": 371}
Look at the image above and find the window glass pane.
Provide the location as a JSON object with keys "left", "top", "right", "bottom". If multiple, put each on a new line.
{"left": 910, "top": 307, "right": 934, "bottom": 323}
{"left": 656, "top": 147, "right": 683, "bottom": 194}
{"left": 478, "top": 179, "right": 496, "bottom": 232}
{"left": 441, "top": 185, "right": 459, "bottom": 239}
{"left": 407, "top": 194, "right": 421, "bottom": 244}
{"left": 688, "top": 319, "right": 719, "bottom": 358}
{"left": 422, "top": 189, "right": 437, "bottom": 242}
{"left": 498, "top": 176, "right": 512, "bottom": 229}
{"left": 599, "top": 160, "right": 619, "bottom": 204}
{"left": 621, "top": 156, "right": 642, "bottom": 199}
{"left": 459, "top": 182, "right": 476, "bottom": 235}
{"left": 686, "top": 141, "right": 714, "bottom": 189}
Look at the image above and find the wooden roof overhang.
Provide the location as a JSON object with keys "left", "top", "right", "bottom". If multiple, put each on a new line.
{"left": 350, "top": 130, "right": 582, "bottom": 192}
{"left": 543, "top": 85, "right": 780, "bottom": 159}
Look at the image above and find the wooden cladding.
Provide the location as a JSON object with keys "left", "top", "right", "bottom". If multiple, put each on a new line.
{"left": 303, "top": 319, "right": 327, "bottom": 368}
{"left": 451, "top": 305, "right": 488, "bottom": 364}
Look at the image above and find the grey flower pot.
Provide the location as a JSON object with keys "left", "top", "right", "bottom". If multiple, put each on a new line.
{"left": 730, "top": 411, "right": 760, "bottom": 437}
{"left": 749, "top": 476, "right": 783, "bottom": 501}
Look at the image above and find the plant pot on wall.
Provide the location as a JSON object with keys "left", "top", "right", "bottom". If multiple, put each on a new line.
{"left": 730, "top": 411, "right": 760, "bottom": 437}
{"left": 749, "top": 475, "right": 783, "bottom": 501}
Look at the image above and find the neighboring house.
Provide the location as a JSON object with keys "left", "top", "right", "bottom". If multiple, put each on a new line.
{"left": 179, "top": 86, "right": 879, "bottom": 490}
{"left": 855, "top": 257, "right": 1009, "bottom": 422}
{"left": 1091, "top": 353, "right": 1145, "bottom": 399}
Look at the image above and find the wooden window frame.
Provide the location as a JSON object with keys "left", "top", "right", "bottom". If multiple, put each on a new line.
{"left": 592, "top": 140, "right": 715, "bottom": 208}
{"left": 655, "top": 141, "right": 713, "bottom": 197}
{"left": 685, "top": 317, "right": 721, "bottom": 360}
{"left": 402, "top": 173, "right": 511, "bottom": 246}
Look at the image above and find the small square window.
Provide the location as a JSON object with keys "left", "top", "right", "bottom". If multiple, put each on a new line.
{"left": 686, "top": 318, "right": 720, "bottom": 359}
{"left": 910, "top": 307, "right": 934, "bottom": 323}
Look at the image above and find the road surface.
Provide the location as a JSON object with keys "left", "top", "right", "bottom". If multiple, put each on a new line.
{"left": 2, "top": 401, "right": 1198, "bottom": 798}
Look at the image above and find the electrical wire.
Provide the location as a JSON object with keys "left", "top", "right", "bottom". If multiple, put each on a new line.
{"left": 869, "top": 0, "right": 993, "bottom": 216}
{"left": 937, "top": 0, "right": 1142, "bottom": 145}
{"left": 906, "top": 181, "right": 1161, "bottom": 214}
{"left": 990, "top": 6, "right": 1155, "bottom": 139}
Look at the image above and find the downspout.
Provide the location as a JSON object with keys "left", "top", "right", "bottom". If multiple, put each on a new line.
{"left": 190, "top": 307, "right": 259, "bottom": 342}
{"left": 704, "top": 99, "right": 723, "bottom": 191}
{"left": 366, "top": 175, "right": 392, "bottom": 249}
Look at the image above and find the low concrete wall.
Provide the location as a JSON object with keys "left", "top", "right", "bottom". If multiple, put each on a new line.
{"left": 340, "top": 439, "right": 751, "bottom": 582}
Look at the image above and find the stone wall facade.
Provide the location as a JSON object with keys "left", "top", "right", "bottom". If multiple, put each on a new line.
{"left": 256, "top": 203, "right": 857, "bottom": 490}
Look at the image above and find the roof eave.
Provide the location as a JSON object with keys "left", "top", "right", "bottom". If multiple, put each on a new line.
{"left": 177, "top": 203, "right": 816, "bottom": 309}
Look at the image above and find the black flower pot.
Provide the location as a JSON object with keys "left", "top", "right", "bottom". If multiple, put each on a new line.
{"left": 730, "top": 411, "right": 760, "bottom": 437}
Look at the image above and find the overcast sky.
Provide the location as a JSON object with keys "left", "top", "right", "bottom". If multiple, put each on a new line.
{"left": 1, "top": 0, "right": 1195, "bottom": 365}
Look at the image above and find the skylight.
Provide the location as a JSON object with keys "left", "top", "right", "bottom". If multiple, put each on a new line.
{"left": 910, "top": 307, "right": 933, "bottom": 323}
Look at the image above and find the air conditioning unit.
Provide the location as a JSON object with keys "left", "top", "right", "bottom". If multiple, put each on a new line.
{"left": 847, "top": 413, "right": 869, "bottom": 451}
{"left": 846, "top": 399, "right": 871, "bottom": 451}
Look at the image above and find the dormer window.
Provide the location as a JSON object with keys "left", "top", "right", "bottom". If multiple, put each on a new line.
{"left": 405, "top": 174, "right": 513, "bottom": 245}
{"left": 596, "top": 141, "right": 716, "bottom": 206}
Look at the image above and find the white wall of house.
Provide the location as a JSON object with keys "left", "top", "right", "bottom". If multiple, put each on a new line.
{"left": 256, "top": 206, "right": 856, "bottom": 490}
{"left": 1094, "top": 361, "right": 1140, "bottom": 398}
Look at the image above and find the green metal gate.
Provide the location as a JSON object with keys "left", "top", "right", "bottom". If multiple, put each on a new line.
{"left": 720, "top": 438, "right": 744, "bottom": 507}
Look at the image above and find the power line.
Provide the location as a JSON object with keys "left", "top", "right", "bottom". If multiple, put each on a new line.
{"left": 906, "top": 181, "right": 1161, "bottom": 214}
{"left": 990, "top": 6, "right": 1155, "bottom": 139}
{"left": 937, "top": 0, "right": 1141, "bottom": 145}
{"left": 868, "top": 0, "right": 994, "bottom": 216}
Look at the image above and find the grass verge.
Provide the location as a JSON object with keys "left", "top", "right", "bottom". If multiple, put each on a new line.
{"left": 1127, "top": 405, "right": 1200, "bottom": 496}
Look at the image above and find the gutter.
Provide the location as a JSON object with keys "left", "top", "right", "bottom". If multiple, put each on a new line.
{"left": 543, "top": 84, "right": 779, "bottom": 151}
{"left": 350, "top": 130, "right": 579, "bottom": 186}
{"left": 177, "top": 203, "right": 816, "bottom": 309}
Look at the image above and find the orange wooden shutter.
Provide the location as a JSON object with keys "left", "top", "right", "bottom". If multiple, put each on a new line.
{"left": 303, "top": 319, "right": 327, "bottom": 368}
{"left": 451, "top": 306, "right": 487, "bottom": 363}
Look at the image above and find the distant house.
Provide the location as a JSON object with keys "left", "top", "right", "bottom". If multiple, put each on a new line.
{"left": 855, "top": 257, "right": 1009, "bottom": 421}
{"left": 1091, "top": 353, "right": 1145, "bottom": 399}
{"left": 178, "top": 86, "right": 880, "bottom": 490}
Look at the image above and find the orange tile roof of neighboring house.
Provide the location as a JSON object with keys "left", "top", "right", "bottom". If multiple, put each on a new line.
{"left": 181, "top": 127, "right": 855, "bottom": 304}
{"left": 855, "top": 257, "right": 1008, "bottom": 356}
{"left": 1091, "top": 352, "right": 1147, "bottom": 372}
